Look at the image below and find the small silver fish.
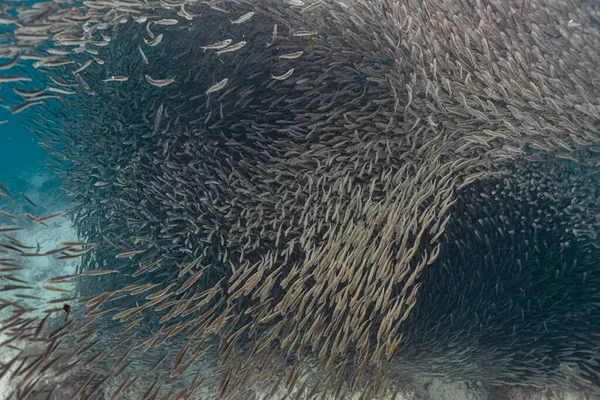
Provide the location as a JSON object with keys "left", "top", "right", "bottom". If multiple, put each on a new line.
{"left": 272, "top": 68, "right": 294, "bottom": 80}
{"left": 154, "top": 19, "right": 179, "bottom": 26}
{"left": 205, "top": 78, "right": 228, "bottom": 95}
{"left": 145, "top": 75, "right": 176, "bottom": 87}
{"left": 0, "top": 75, "right": 32, "bottom": 83}
{"left": 293, "top": 30, "right": 317, "bottom": 37}
{"left": 216, "top": 41, "right": 246, "bottom": 55}
{"left": 138, "top": 45, "right": 149, "bottom": 64}
{"left": 201, "top": 39, "right": 232, "bottom": 52}
{"left": 103, "top": 76, "right": 129, "bottom": 82}
{"left": 144, "top": 33, "right": 163, "bottom": 47}
{"left": 47, "top": 87, "right": 77, "bottom": 95}
{"left": 279, "top": 51, "right": 304, "bottom": 60}
{"left": 230, "top": 11, "right": 254, "bottom": 24}
{"left": 210, "top": 4, "right": 230, "bottom": 13}
{"left": 73, "top": 59, "right": 93, "bottom": 74}
{"left": 33, "top": 59, "right": 75, "bottom": 69}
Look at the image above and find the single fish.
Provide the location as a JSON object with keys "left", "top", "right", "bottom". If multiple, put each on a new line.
{"left": 138, "top": 44, "right": 149, "bottom": 64}
{"left": 73, "top": 59, "right": 93, "bottom": 74}
{"left": 201, "top": 39, "right": 232, "bottom": 52}
{"left": 20, "top": 192, "right": 37, "bottom": 207}
{"left": 279, "top": 51, "right": 304, "bottom": 59}
{"left": 116, "top": 249, "right": 147, "bottom": 259}
{"left": 12, "top": 101, "right": 44, "bottom": 114}
{"left": 43, "top": 285, "right": 72, "bottom": 293}
{"left": 215, "top": 41, "right": 246, "bottom": 55}
{"left": 0, "top": 75, "right": 32, "bottom": 83}
{"left": 0, "top": 228, "right": 23, "bottom": 233}
{"left": 205, "top": 78, "right": 229, "bottom": 95}
{"left": 61, "top": 241, "right": 96, "bottom": 247}
{"left": 293, "top": 30, "right": 317, "bottom": 37}
{"left": 103, "top": 76, "right": 129, "bottom": 82}
{"left": 266, "top": 24, "right": 278, "bottom": 47}
{"left": 49, "top": 76, "right": 77, "bottom": 87}
{"left": 12, "top": 87, "right": 45, "bottom": 98}
{"left": 272, "top": 68, "right": 294, "bottom": 80}
{"left": 145, "top": 75, "right": 176, "bottom": 87}
{"left": 46, "top": 87, "right": 77, "bottom": 95}
{"left": 230, "top": 11, "right": 254, "bottom": 24}
{"left": 154, "top": 19, "right": 179, "bottom": 26}
{"left": 210, "top": 4, "right": 229, "bottom": 13}
{"left": 85, "top": 270, "right": 119, "bottom": 276}
{"left": 35, "top": 212, "right": 64, "bottom": 222}
{"left": 33, "top": 59, "right": 75, "bottom": 69}
{"left": 0, "top": 182, "right": 10, "bottom": 195}
{"left": 0, "top": 210, "right": 20, "bottom": 220}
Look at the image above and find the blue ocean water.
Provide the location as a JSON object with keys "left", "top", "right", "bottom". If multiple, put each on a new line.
{"left": 0, "top": 63, "right": 61, "bottom": 199}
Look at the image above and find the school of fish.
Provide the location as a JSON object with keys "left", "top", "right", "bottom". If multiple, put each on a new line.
{"left": 0, "top": 0, "right": 599, "bottom": 399}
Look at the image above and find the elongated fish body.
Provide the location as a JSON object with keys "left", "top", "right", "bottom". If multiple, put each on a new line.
{"left": 279, "top": 51, "right": 304, "bottom": 60}
{"left": 293, "top": 30, "right": 317, "bottom": 37}
{"left": 0, "top": 75, "right": 31, "bottom": 83}
{"left": 205, "top": 78, "right": 228, "bottom": 95}
{"left": 215, "top": 41, "right": 246, "bottom": 55}
{"left": 103, "top": 76, "right": 129, "bottom": 82}
{"left": 230, "top": 11, "right": 254, "bottom": 24}
{"left": 145, "top": 75, "right": 176, "bottom": 87}
{"left": 201, "top": 39, "right": 232, "bottom": 52}
{"left": 272, "top": 68, "right": 294, "bottom": 80}
{"left": 144, "top": 33, "right": 163, "bottom": 47}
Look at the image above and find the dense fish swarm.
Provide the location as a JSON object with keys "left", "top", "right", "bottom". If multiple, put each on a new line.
{"left": 0, "top": 0, "right": 599, "bottom": 398}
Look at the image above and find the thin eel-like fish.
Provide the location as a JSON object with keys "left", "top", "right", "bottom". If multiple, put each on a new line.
{"left": 12, "top": 101, "right": 44, "bottom": 114}
{"left": 116, "top": 249, "right": 147, "bottom": 258}
{"left": 201, "top": 39, "right": 232, "bottom": 52}
{"left": 215, "top": 41, "right": 246, "bottom": 55}
{"left": 0, "top": 75, "right": 32, "bottom": 83}
{"left": 272, "top": 68, "right": 294, "bottom": 80}
{"left": 103, "top": 76, "right": 129, "bottom": 82}
{"left": 145, "top": 74, "right": 176, "bottom": 87}
{"left": 20, "top": 192, "right": 37, "bottom": 207}
{"left": 138, "top": 44, "right": 149, "bottom": 64}
{"left": 279, "top": 51, "right": 304, "bottom": 60}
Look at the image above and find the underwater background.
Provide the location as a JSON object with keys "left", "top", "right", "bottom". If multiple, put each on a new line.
{"left": 0, "top": 0, "right": 599, "bottom": 399}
